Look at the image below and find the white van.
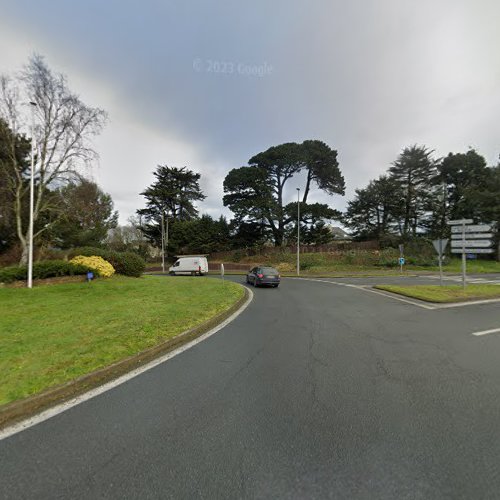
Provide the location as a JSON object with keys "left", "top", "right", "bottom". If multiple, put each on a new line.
{"left": 169, "top": 255, "right": 209, "bottom": 276}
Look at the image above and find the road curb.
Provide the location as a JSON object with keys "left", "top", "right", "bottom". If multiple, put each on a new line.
{"left": 0, "top": 285, "right": 250, "bottom": 431}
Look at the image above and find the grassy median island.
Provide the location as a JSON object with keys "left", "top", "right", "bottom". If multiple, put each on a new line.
{"left": 0, "top": 275, "right": 244, "bottom": 406}
{"left": 374, "top": 284, "right": 500, "bottom": 303}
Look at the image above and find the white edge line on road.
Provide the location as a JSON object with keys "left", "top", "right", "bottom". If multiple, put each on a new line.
{"left": 472, "top": 327, "right": 500, "bottom": 337}
{"left": 0, "top": 286, "right": 254, "bottom": 442}
{"left": 294, "top": 277, "right": 436, "bottom": 310}
{"left": 434, "top": 298, "right": 500, "bottom": 309}
{"left": 295, "top": 277, "right": 500, "bottom": 310}
{"left": 354, "top": 286, "right": 436, "bottom": 310}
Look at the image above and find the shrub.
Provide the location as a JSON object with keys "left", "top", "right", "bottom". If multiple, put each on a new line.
{"left": 67, "top": 247, "right": 108, "bottom": 259}
{"left": 0, "top": 260, "right": 88, "bottom": 284}
{"left": 70, "top": 256, "right": 115, "bottom": 278}
{"left": 67, "top": 247, "right": 145, "bottom": 277}
{"left": 107, "top": 252, "right": 145, "bottom": 277}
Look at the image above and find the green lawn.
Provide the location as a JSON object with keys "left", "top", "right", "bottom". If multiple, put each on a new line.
{"left": 0, "top": 275, "right": 244, "bottom": 405}
{"left": 375, "top": 284, "right": 500, "bottom": 303}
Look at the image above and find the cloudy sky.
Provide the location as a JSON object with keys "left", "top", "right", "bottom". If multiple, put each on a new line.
{"left": 1, "top": 0, "right": 499, "bottom": 224}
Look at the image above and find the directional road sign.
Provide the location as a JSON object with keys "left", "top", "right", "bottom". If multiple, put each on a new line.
{"left": 451, "top": 232, "right": 494, "bottom": 239}
{"left": 447, "top": 219, "right": 473, "bottom": 225}
{"left": 451, "top": 224, "right": 493, "bottom": 233}
{"left": 451, "top": 248, "right": 494, "bottom": 254}
{"left": 451, "top": 240, "right": 493, "bottom": 248}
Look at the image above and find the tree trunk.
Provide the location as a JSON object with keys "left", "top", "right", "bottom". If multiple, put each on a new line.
{"left": 19, "top": 239, "right": 28, "bottom": 266}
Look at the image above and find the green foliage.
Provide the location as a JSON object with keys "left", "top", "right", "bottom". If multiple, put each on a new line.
{"left": 388, "top": 145, "right": 439, "bottom": 237}
{"left": 0, "top": 119, "right": 31, "bottom": 253}
{"left": 344, "top": 175, "right": 404, "bottom": 239}
{"left": 48, "top": 179, "right": 118, "bottom": 249}
{"left": 137, "top": 165, "right": 206, "bottom": 248}
{"left": 224, "top": 140, "right": 344, "bottom": 246}
{"left": 67, "top": 247, "right": 146, "bottom": 277}
{"left": 108, "top": 252, "right": 145, "bottom": 277}
{"left": 168, "top": 215, "right": 232, "bottom": 256}
{"left": 0, "top": 260, "right": 88, "bottom": 283}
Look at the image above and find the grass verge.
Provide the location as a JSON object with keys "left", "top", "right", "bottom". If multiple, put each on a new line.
{"left": 374, "top": 284, "right": 500, "bottom": 303}
{"left": 0, "top": 275, "right": 244, "bottom": 406}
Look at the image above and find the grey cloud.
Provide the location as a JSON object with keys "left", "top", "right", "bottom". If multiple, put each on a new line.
{"left": 2, "top": 0, "right": 499, "bottom": 221}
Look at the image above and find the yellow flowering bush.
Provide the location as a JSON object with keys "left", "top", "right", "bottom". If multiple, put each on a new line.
{"left": 69, "top": 255, "right": 115, "bottom": 278}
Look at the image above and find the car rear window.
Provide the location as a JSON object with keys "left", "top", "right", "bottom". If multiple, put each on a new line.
{"left": 261, "top": 267, "right": 278, "bottom": 274}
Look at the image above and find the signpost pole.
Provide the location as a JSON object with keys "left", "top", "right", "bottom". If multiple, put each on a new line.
{"left": 461, "top": 221, "right": 466, "bottom": 289}
{"left": 438, "top": 239, "right": 443, "bottom": 287}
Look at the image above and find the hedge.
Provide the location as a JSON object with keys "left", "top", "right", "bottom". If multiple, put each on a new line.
{"left": 67, "top": 248, "right": 146, "bottom": 277}
{"left": 0, "top": 260, "right": 89, "bottom": 284}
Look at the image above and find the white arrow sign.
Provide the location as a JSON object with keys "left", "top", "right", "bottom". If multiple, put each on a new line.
{"left": 451, "top": 232, "right": 494, "bottom": 240}
{"left": 447, "top": 219, "right": 473, "bottom": 225}
{"left": 451, "top": 248, "right": 495, "bottom": 254}
{"left": 451, "top": 224, "right": 493, "bottom": 233}
{"left": 451, "top": 240, "right": 493, "bottom": 248}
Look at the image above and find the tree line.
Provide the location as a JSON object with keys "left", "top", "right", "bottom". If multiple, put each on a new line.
{"left": 0, "top": 55, "right": 114, "bottom": 264}
{"left": 344, "top": 146, "right": 500, "bottom": 245}
{"left": 1, "top": 55, "right": 499, "bottom": 265}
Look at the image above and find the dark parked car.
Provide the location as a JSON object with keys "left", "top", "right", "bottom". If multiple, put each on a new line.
{"left": 246, "top": 266, "right": 281, "bottom": 287}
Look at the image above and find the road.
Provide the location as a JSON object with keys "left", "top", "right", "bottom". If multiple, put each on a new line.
{"left": 1, "top": 274, "right": 500, "bottom": 499}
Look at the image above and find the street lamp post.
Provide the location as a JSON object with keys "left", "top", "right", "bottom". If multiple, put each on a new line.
{"left": 27, "top": 101, "right": 37, "bottom": 289}
{"left": 165, "top": 211, "right": 169, "bottom": 265}
{"left": 161, "top": 211, "right": 165, "bottom": 273}
{"left": 296, "top": 188, "right": 300, "bottom": 276}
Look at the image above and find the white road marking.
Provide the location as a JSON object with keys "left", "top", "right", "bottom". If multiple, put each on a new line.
{"left": 356, "top": 286, "right": 436, "bottom": 309}
{"left": 0, "top": 286, "right": 254, "bottom": 442}
{"left": 293, "top": 277, "right": 500, "bottom": 310}
{"left": 293, "top": 277, "right": 436, "bottom": 309}
{"left": 435, "top": 298, "right": 500, "bottom": 309}
{"left": 472, "top": 327, "right": 500, "bottom": 337}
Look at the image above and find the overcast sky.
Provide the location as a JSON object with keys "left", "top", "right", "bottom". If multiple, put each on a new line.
{"left": 1, "top": 0, "right": 499, "bottom": 224}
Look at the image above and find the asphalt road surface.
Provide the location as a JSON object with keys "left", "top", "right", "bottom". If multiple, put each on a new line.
{"left": 1, "top": 275, "right": 500, "bottom": 499}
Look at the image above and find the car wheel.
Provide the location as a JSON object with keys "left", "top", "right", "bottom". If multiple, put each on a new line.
{"left": 169, "top": 271, "right": 175, "bottom": 276}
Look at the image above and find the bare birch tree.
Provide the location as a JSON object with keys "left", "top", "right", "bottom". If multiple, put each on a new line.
{"left": 0, "top": 54, "right": 107, "bottom": 264}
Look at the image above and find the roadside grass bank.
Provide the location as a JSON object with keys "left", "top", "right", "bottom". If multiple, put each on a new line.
{"left": 374, "top": 284, "right": 500, "bottom": 303}
{"left": 0, "top": 275, "right": 244, "bottom": 406}
{"left": 147, "top": 255, "right": 500, "bottom": 276}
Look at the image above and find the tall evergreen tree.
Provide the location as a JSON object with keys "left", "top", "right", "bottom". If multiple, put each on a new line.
{"left": 48, "top": 179, "right": 118, "bottom": 248}
{"left": 224, "top": 140, "right": 344, "bottom": 246}
{"left": 137, "top": 165, "right": 205, "bottom": 249}
{"left": 344, "top": 175, "right": 404, "bottom": 240}
{"left": 388, "top": 145, "right": 438, "bottom": 238}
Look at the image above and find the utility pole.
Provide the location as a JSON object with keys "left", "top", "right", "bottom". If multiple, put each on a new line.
{"left": 161, "top": 210, "right": 165, "bottom": 273}
{"left": 296, "top": 188, "right": 300, "bottom": 276}
{"left": 27, "top": 101, "right": 37, "bottom": 289}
